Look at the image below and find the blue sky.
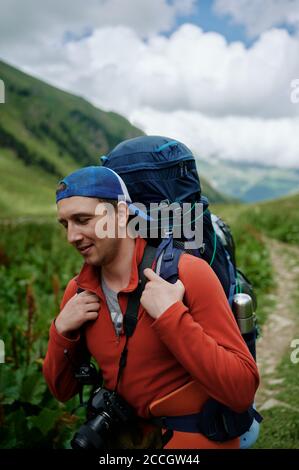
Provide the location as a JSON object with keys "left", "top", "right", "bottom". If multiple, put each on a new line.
{"left": 172, "top": 0, "right": 251, "bottom": 45}
{"left": 61, "top": 0, "right": 267, "bottom": 48}
{"left": 62, "top": 0, "right": 252, "bottom": 46}
{"left": 169, "top": 0, "right": 298, "bottom": 47}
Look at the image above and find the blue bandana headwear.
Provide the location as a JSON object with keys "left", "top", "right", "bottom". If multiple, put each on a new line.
{"left": 56, "top": 166, "right": 151, "bottom": 221}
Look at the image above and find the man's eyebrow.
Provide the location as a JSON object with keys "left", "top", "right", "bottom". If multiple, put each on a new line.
{"left": 57, "top": 213, "right": 94, "bottom": 223}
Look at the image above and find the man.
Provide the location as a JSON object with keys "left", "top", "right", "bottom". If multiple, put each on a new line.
{"left": 43, "top": 165, "right": 259, "bottom": 449}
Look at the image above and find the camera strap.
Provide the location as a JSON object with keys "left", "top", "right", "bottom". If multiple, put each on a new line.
{"left": 115, "top": 244, "right": 157, "bottom": 392}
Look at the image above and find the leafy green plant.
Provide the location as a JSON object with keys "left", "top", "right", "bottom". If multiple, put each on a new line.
{"left": 0, "top": 222, "right": 83, "bottom": 448}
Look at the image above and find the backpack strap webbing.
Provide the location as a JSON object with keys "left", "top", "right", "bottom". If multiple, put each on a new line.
{"left": 115, "top": 244, "right": 157, "bottom": 392}
{"left": 152, "top": 404, "right": 263, "bottom": 442}
{"left": 155, "top": 236, "right": 184, "bottom": 284}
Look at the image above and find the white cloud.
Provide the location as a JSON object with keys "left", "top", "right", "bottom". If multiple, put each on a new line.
{"left": 1, "top": 3, "right": 299, "bottom": 169}
{"left": 130, "top": 107, "right": 299, "bottom": 168}
{"left": 0, "top": 0, "right": 196, "bottom": 82}
{"left": 214, "top": 0, "right": 299, "bottom": 37}
{"left": 0, "top": 0, "right": 196, "bottom": 50}
{"left": 23, "top": 24, "right": 299, "bottom": 120}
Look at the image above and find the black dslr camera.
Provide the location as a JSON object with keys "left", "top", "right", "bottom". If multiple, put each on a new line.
{"left": 71, "top": 386, "right": 136, "bottom": 449}
{"left": 70, "top": 363, "right": 136, "bottom": 449}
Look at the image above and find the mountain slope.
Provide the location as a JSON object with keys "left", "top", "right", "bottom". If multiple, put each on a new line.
{"left": 0, "top": 60, "right": 229, "bottom": 216}
{"left": 244, "top": 191, "right": 299, "bottom": 245}
{"left": 199, "top": 174, "right": 232, "bottom": 203}
{"left": 198, "top": 156, "right": 299, "bottom": 203}
{"left": 0, "top": 60, "right": 145, "bottom": 216}
{"left": 0, "top": 60, "right": 143, "bottom": 176}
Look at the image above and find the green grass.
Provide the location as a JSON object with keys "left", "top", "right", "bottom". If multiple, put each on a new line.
{"left": 253, "top": 353, "right": 299, "bottom": 448}
{"left": 215, "top": 191, "right": 299, "bottom": 245}
{"left": 0, "top": 149, "right": 58, "bottom": 217}
{"left": 211, "top": 202, "right": 275, "bottom": 327}
{"left": 235, "top": 193, "right": 299, "bottom": 246}
{"left": 0, "top": 222, "right": 84, "bottom": 448}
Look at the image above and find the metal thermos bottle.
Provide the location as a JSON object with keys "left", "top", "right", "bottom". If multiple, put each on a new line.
{"left": 232, "top": 293, "right": 256, "bottom": 334}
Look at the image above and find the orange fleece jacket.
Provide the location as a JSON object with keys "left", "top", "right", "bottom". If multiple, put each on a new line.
{"left": 43, "top": 237, "right": 259, "bottom": 448}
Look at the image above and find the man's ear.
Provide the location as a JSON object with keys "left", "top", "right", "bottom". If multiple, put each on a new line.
{"left": 117, "top": 201, "right": 129, "bottom": 230}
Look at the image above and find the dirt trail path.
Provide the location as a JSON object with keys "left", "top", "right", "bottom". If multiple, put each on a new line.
{"left": 255, "top": 238, "right": 299, "bottom": 411}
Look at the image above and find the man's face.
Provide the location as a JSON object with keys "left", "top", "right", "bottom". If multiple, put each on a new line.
{"left": 57, "top": 196, "right": 120, "bottom": 266}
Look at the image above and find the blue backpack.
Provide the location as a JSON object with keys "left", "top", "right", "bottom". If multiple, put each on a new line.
{"left": 102, "top": 135, "right": 262, "bottom": 447}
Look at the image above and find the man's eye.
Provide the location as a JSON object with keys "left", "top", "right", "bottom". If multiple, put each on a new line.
{"left": 77, "top": 218, "right": 90, "bottom": 224}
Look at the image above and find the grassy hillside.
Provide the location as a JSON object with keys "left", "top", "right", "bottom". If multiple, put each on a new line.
{"left": 215, "top": 191, "right": 299, "bottom": 245}
{"left": 241, "top": 192, "right": 299, "bottom": 245}
{"left": 0, "top": 60, "right": 231, "bottom": 217}
{"left": 0, "top": 60, "right": 143, "bottom": 216}
{"left": 0, "top": 149, "right": 58, "bottom": 217}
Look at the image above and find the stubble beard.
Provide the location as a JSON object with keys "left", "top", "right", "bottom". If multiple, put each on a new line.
{"left": 90, "top": 236, "right": 121, "bottom": 267}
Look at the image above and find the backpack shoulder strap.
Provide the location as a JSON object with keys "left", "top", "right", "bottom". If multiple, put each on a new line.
{"left": 155, "top": 236, "right": 184, "bottom": 284}
{"left": 123, "top": 244, "right": 157, "bottom": 337}
{"left": 115, "top": 244, "right": 157, "bottom": 392}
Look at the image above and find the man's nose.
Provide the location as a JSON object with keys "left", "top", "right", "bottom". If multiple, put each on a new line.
{"left": 67, "top": 223, "right": 83, "bottom": 244}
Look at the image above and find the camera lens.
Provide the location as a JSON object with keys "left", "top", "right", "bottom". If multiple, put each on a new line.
{"left": 70, "top": 387, "right": 135, "bottom": 450}
{"left": 71, "top": 413, "right": 110, "bottom": 449}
